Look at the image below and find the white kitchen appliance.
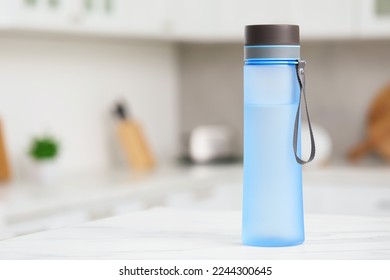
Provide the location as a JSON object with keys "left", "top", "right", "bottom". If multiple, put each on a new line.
{"left": 189, "top": 125, "right": 235, "bottom": 164}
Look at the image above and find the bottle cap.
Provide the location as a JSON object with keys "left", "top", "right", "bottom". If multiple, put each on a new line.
{"left": 244, "top": 24, "right": 300, "bottom": 60}
{"left": 245, "top": 24, "right": 300, "bottom": 46}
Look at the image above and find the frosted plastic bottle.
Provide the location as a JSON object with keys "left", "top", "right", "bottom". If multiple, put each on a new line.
{"left": 242, "top": 25, "right": 315, "bottom": 247}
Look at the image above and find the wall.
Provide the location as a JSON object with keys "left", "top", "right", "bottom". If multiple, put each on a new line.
{"left": 1, "top": 37, "right": 389, "bottom": 177}
{"left": 178, "top": 41, "right": 390, "bottom": 162}
{"left": 0, "top": 35, "right": 179, "bottom": 177}
{"left": 178, "top": 43, "right": 243, "bottom": 156}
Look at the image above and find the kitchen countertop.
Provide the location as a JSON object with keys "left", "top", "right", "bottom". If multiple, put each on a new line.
{"left": 2, "top": 164, "right": 243, "bottom": 218}
{"left": 2, "top": 164, "right": 390, "bottom": 240}
{"left": 0, "top": 208, "right": 389, "bottom": 259}
{"left": 3, "top": 164, "right": 390, "bottom": 219}
{"left": 0, "top": 164, "right": 242, "bottom": 239}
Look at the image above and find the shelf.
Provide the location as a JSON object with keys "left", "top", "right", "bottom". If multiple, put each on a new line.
{"left": 1, "top": 0, "right": 388, "bottom": 42}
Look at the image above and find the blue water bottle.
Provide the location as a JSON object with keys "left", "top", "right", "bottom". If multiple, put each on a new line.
{"left": 242, "top": 25, "right": 315, "bottom": 247}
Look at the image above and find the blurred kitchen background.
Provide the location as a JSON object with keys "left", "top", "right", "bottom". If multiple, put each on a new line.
{"left": 1, "top": 0, "right": 390, "bottom": 239}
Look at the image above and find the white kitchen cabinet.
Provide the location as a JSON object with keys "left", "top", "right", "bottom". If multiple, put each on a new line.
{"left": 293, "top": 0, "right": 357, "bottom": 39}
{"left": 70, "top": 0, "right": 119, "bottom": 34}
{"left": 168, "top": 0, "right": 358, "bottom": 42}
{"left": 107, "top": 0, "right": 168, "bottom": 37}
{"left": 78, "top": 0, "right": 168, "bottom": 37}
{"left": 0, "top": 1, "right": 389, "bottom": 43}
{"left": 0, "top": 0, "right": 95, "bottom": 32}
{"left": 166, "top": 0, "right": 220, "bottom": 41}
{"left": 167, "top": 0, "right": 296, "bottom": 41}
{"left": 0, "top": 0, "right": 168, "bottom": 38}
{"left": 359, "top": 0, "right": 390, "bottom": 37}
{"left": 0, "top": 0, "right": 75, "bottom": 30}
{"left": 217, "top": 0, "right": 296, "bottom": 40}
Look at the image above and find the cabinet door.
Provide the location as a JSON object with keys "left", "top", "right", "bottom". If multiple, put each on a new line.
{"left": 293, "top": 0, "right": 357, "bottom": 39}
{"left": 0, "top": 0, "right": 15, "bottom": 26}
{"left": 113, "top": 0, "right": 168, "bottom": 37}
{"left": 0, "top": 0, "right": 168, "bottom": 38}
{"left": 218, "top": 0, "right": 296, "bottom": 40}
{"left": 359, "top": 0, "right": 390, "bottom": 37}
{"left": 0, "top": 0, "right": 75, "bottom": 30}
{"left": 168, "top": 0, "right": 296, "bottom": 41}
{"left": 218, "top": 0, "right": 357, "bottom": 41}
{"left": 167, "top": 0, "right": 220, "bottom": 40}
{"left": 0, "top": 0, "right": 111, "bottom": 32}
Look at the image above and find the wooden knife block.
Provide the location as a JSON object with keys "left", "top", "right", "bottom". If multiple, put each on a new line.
{"left": 0, "top": 119, "right": 11, "bottom": 182}
{"left": 116, "top": 121, "right": 155, "bottom": 171}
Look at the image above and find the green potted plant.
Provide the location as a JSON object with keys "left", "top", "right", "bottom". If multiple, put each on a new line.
{"left": 28, "top": 136, "right": 60, "bottom": 185}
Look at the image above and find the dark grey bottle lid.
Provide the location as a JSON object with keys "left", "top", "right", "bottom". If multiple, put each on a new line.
{"left": 245, "top": 24, "right": 300, "bottom": 46}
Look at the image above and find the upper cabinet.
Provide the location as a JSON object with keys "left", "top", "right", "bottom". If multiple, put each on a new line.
{"left": 0, "top": 0, "right": 74, "bottom": 30}
{"left": 215, "top": 0, "right": 297, "bottom": 41}
{"left": 167, "top": 0, "right": 296, "bottom": 41}
{"left": 0, "top": 0, "right": 387, "bottom": 41}
{"left": 166, "top": 0, "right": 220, "bottom": 41}
{"left": 113, "top": 0, "right": 168, "bottom": 37}
{"left": 359, "top": 0, "right": 390, "bottom": 38}
{"left": 293, "top": 0, "right": 357, "bottom": 39}
{"left": 0, "top": 0, "right": 168, "bottom": 38}
{"left": 168, "top": 0, "right": 357, "bottom": 41}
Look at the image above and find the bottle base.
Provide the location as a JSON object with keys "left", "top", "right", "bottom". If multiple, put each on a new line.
{"left": 242, "top": 237, "right": 304, "bottom": 247}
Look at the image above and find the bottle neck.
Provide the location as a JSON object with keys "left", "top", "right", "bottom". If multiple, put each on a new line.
{"left": 244, "top": 59, "right": 298, "bottom": 65}
{"left": 244, "top": 45, "right": 300, "bottom": 64}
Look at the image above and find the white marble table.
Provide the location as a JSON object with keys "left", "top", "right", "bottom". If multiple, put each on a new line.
{"left": 0, "top": 208, "right": 389, "bottom": 259}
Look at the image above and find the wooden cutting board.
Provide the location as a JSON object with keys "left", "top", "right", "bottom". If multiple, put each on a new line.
{"left": 116, "top": 121, "right": 155, "bottom": 171}
{"left": 348, "top": 84, "right": 390, "bottom": 161}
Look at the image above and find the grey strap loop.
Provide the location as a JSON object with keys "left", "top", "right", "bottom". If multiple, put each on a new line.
{"left": 293, "top": 60, "right": 316, "bottom": 164}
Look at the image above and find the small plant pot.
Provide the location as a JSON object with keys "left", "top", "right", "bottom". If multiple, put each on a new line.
{"left": 31, "top": 160, "right": 58, "bottom": 186}
{"left": 28, "top": 136, "right": 59, "bottom": 185}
